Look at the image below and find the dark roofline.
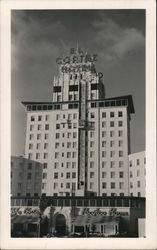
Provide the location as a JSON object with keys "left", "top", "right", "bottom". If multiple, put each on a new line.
{"left": 21, "top": 95, "right": 135, "bottom": 114}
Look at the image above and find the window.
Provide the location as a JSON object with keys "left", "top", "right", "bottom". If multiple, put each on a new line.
{"left": 119, "top": 182, "right": 124, "bottom": 189}
{"left": 73, "top": 113, "right": 77, "bottom": 119}
{"left": 72, "top": 183, "right": 76, "bottom": 190}
{"left": 119, "top": 172, "right": 124, "bottom": 178}
{"left": 68, "top": 123, "right": 72, "bottom": 129}
{"left": 55, "top": 152, "right": 59, "bottom": 159}
{"left": 118, "top": 131, "right": 123, "bottom": 137}
{"left": 73, "top": 132, "right": 77, "bottom": 138}
{"left": 110, "top": 112, "right": 114, "bottom": 117}
{"left": 30, "top": 125, "right": 34, "bottom": 131}
{"left": 36, "top": 143, "right": 41, "bottom": 150}
{"left": 118, "top": 121, "right": 123, "bottom": 127}
{"left": 67, "top": 132, "right": 71, "bottom": 138}
{"left": 68, "top": 114, "right": 72, "bottom": 120}
{"left": 72, "top": 172, "right": 76, "bottom": 178}
{"left": 129, "top": 161, "right": 132, "bottom": 167}
{"left": 67, "top": 142, "right": 71, "bottom": 148}
{"left": 102, "top": 112, "right": 106, "bottom": 118}
{"left": 69, "top": 94, "right": 73, "bottom": 100}
{"left": 111, "top": 182, "right": 115, "bottom": 189}
{"left": 110, "top": 131, "right": 114, "bottom": 137}
{"left": 130, "top": 182, "right": 133, "bottom": 188}
{"left": 90, "top": 182, "right": 94, "bottom": 189}
{"left": 26, "top": 183, "right": 31, "bottom": 190}
{"left": 36, "top": 153, "right": 40, "bottom": 159}
{"left": 118, "top": 111, "right": 123, "bottom": 117}
{"left": 54, "top": 173, "right": 58, "bottom": 179}
{"left": 90, "top": 141, "right": 94, "bottom": 147}
{"left": 137, "top": 170, "right": 140, "bottom": 177}
{"left": 90, "top": 151, "right": 94, "bottom": 157}
{"left": 110, "top": 141, "right": 114, "bottom": 147}
{"left": 61, "top": 183, "right": 63, "bottom": 188}
{"left": 119, "top": 151, "right": 123, "bottom": 157}
{"left": 137, "top": 181, "right": 140, "bottom": 187}
{"left": 102, "top": 131, "right": 106, "bottom": 137}
{"left": 90, "top": 113, "right": 95, "bottom": 118}
{"left": 67, "top": 152, "right": 71, "bottom": 158}
{"left": 118, "top": 140, "right": 123, "bottom": 147}
{"left": 44, "top": 153, "right": 48, "bottom": 159}
{"left": 29, "top": 144, "right": 33, "bottom": 150}
{"left": 102, "top": 172, "right": 106, "bottom": 178}
{"left": 56, "top": 133, "right": 60, "bottom": 139}
{"left": 138, "top": 192, "right": 141, "bottom": 197}
{"left": 110, "top": 151, "right": 115, "bottom": 158}
{"left": 43, "top": 163, "right": 47, "bottom": 169}
{"left": 45, "top": 124, "right": 49, "bottom": 130}
{"left": 102, "top": 121, "right": 106, "bottom": 128}
{"left": 44, "top": 143, "right": 48, "bottom": 149}
{"left": 72, "top": 162, "right": 76, "bottom": 168}
{"left": 73, "top": 142, "right": 77, "bottom": 148}
{"left": 111, "top": 172, "right": 115, "bottom": 178}
{"left": 29, "top": 134, "right": 33, "bottom": 140}
{"left": 110, "top": 121, "right": 114, "bottom": 127}
{"left": 27, "top": 173, "right": 32, "bottom": 180}
{"left": 66, "top": 183, "right": 70, "bottom": 189}
{"left": 72, "top": 152, "right": 77, "bottom": 158}
{"left": 137, "top": 159, "right": 140, "bottom": 165}
{"left": 144, "top": 157, "right": 146, "bottom": 164}
{"left": 54, "top": 162, "right": 59, "bottom": 169}
{"left": 31, "top": 116, "right": 35, "bottom": 122}
{"left": 66, "top": 162, "right": 70, "bottom": 168}
{"left": 102, "top": 151, "right": 106, "bottom": 157}
{"left": 38, "top": 124, "right": 42, "bottom": 130}
{"left": 61, "top": 173, "right": 64, "bottom": 177}
{"left": 28, "top": 153, "right": 33, "bottom": 160}
{"left": 90, "top": 131, "right": 94, "bottom": 138}
{"left": 119, "top": 161, "right": 124, "bottom": 168}
{"left": 102, "top": 141, "right": 106, "bottom": 147}
{"left": 130, "top": 171, "right": 133, "bottom": 178}
{"left": 102, "top": 182, "right": 106, "bottom": 189}
{"left": 102, "top": 161, "right": 106, "bottom": 168}
{"left": 38, "top": 115, "right": 42, "bottom": 121}
{"left": 18, "top": 183, "right": 22, "bottom": 189}
{"left": 56, "top": 114, "right": 60, "bottom": 120}
{"left": 90, "top": 172, "right": 94, "bottom": 178}
{"left": 56, "top": 124, "right": 60, "bottom": 129}
{"left": 42, "top": 183, "right": 46, "bottom": 189}
{"left": 73, "top": 123, "right": 77, "bottom": 129}
{"left": 37, "top": 134, "right": 41, "bottom": 140}
{"left": 90, "top": 162, "right": 94, "bottom": 168}
{"left": 43, "top": 173, "right": 47, "bottom": 179}
{"left": 54, "top": 183, "right": 58, "bottom": 189}
{"left": 55, "top": 142, "right": 59, "bottom": 149}
{"left": 28, "top": 163, "right": 32, "bottom": 170}
{"left": 45, "top": 115, "right": 49, "bottom": 121}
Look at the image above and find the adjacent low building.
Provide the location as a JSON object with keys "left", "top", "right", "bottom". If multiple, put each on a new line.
{"left": 129, "top": 151, "right": 146, "bottom": 197}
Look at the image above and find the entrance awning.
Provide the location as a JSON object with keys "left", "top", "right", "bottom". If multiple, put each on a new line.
{"left": 11, "top": 215, "right": 39, "bottom": 224}
{"left": 72, "top": 215, "right": 120, "bottom": 225}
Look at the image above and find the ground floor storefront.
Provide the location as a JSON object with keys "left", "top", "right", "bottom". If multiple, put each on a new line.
{"left": 11, "top": 196, "right": 145, "bottom": 237}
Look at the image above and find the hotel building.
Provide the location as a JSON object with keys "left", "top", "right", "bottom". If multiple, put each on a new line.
{"left": 22, "top": 47, "right": 135, "bottom": 197}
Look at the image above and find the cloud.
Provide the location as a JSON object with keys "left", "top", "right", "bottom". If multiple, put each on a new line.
{"left": 92, "top": 15, "right": 145, "bottom": 64}
{"left": 11, "top": 11, "right": 66, "bottom": 71}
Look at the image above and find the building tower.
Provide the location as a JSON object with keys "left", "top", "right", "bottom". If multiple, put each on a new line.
{"left": 22, "top": 47, "right": 134, "bottom": 197}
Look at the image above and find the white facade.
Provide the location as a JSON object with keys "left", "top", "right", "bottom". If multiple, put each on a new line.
{"left": 129, "top": 151, "right": 146, "bottom": 197}
{"left": 23, "top": 47, "right": 135, "bottom": 197}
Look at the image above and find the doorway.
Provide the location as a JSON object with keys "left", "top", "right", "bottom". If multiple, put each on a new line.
{"left": 55, "top": 214, "right": 66, "bottom": 236}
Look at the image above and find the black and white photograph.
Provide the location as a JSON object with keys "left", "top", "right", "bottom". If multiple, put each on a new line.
{"left": 0, "top": 0, "right": 156, "bottom": 249}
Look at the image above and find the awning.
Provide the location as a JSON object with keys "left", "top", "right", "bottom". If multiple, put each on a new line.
{"left": 11, "top": 215, "right": 39, "bottom": 224}
{"left": 72, "top": 215, "right": 120, "bottom": 225}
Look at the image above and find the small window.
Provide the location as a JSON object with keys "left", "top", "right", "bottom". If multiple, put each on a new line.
{"left": 66, "top": 183, "right": 70, "bottom": 189}
{"left": 37, "top": 134, "right": 41, "bottom": 140}
{"left": 27, "top": 173, "right": 32, "bottom": 180}
{"left": 56, "top": 124, "right": 60, "bottom": 129}
{"left": 111, "top": 172, "right": 115, "bottom": 178}
{"left": 118, "top": 121, "right": 123, "bottom": 127}
{"left": 43, "top": 173, "right": 47, "bottom": 179}
{"left": 137, "top": 181, "right": 140, "bottom": 187}
{"left": 90, "top": 113, "right": 95, "bottom": 119}
{"left": 119, "top": 151, "right": 123, "bottom": 157}
{"left": 45, "top": 115, "right": 49, "bottom": 121}
{"left": 119, "top": 172, "right": 124, "bottom": 178}
{"left": 72, "top": 172, "right": 76, "bottom": 178}
{"left": 90, "top": 172, "right": 94, "bottom": 178}
{"left": 38, "top": 124, "right": 42, "bottom": 130}
{"left": 56, "top": 133, "right": 60, "bottom": 139}
{"left": 137, "top": 159, "right": 140, "bottom": 165}
{"left": 90, "top": 162, "right": 94, "bottom": 168}
{"left": 102, "top": 172, "right": 106, "bottom": 178}
{"left": 54, "top": 173, "right": 58, "bottom": 179}
{"left": 118, "top": 131, "right": 123, "bottom": 137}
{"left": 111, "top": 182, "right": 115, "bottom": 189}
{"left": 118, "top": 111, "right": 123, "bottom": 117}
{"left": 31, "top": 116, "right": 35, "bottom": 122}
{"left": 102, "top": 131, "right": 106, "bottom": 137}
{"left": 102, "top": 121, "right": 106, "bottom": 128}
{"left": 110, "top": 121, "right": 114, "bottom": 127}
{"left": 38, "top": 115, "right": 42, "bottom": 121}
{"left": 45, "top": 124, "right": 49, "bottom": 130}
{"left": 43, "top": 163, "right": 47, "bottom": 169}
{"left": 102, "top": 112, "right": 106, "bottom": 118}
{"left": 119, "top": 161, "right": 124, "bottom": 168}
{"left": 110, "top": 112, "right": 114, "bottom": 118}
{"left": 102, "top": 182, "right": 106, "bottom": 189}
{"left": 110, "top": 131, "right": 114, "bottom": 137}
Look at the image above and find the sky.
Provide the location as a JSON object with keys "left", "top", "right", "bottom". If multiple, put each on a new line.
{"left": 11, "top": 10, "right": 145, "bottom": 156}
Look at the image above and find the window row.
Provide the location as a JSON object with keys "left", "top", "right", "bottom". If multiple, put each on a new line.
{"left": 53, "top": 182, "right": 76, "bottom": 190}
{"left": 29, "top": 143, "right": 49, "bottom": 150}
{"left": 29, "top": 133, "right": 49, "bottom": 140}
{"left": 129, "top": 158, "right": 146, "bottom": 167}
{"left": 54, "top": 172, "right": 76, "bottom": 179}
{"left": 89, "top": 161, "right": 124, "bottom": 168}
{"left": 90, "top": 111, "right": 123, "bottom": 119}
{"left": 101, "top": 130, "right": 124, "bottom": 138}
{"left": 56, "top": 122, "right": 77, "bottom": 129}
{"left": 30, "top": 114, "right": 49, "bottom": 122}
{"left": 89, "top": 171, "right": 124, "bottom": 179}
{"left": 54, "top": 162, "right": 77, "bottom": 169}
{"left": 101, "top": 182, "right": 124, "bottom": 189}
{"left": 55, "top": 141, "right": 77, "bottom": 149}
{"left": 101, "top": 121, "right": 123, "bottom": 128}
{"left": 56, "top": 132, "right": 77, "bottom": 139}
{"left": 30, "top": 124, "right": 49, "bottom": 131}
{"left": 56, "top": 113, "right": 77, "bottom": 120}
{"left": 55, "top": 152, "right": 77, "bottom": 159}
{"left": 130, "top": 181, "right": 141, "bottom": 188}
